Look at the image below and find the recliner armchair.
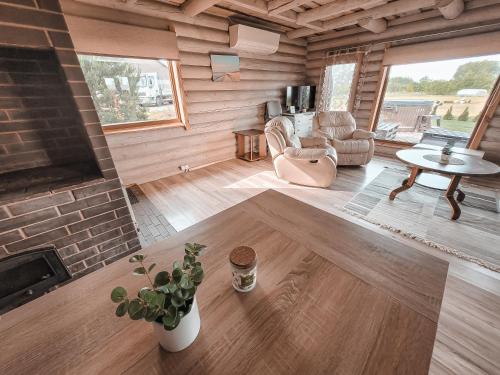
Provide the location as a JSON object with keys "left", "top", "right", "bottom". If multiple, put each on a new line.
{"left": 313, "top": 111, "right": 375, "bottom": 166}
{"left": 265, "top": 116, "right": 337, "bottom": 188}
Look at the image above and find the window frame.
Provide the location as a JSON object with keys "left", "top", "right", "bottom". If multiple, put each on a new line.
{"left": 369, "top": 58, "right": 498, "bottom": 146}
{"left": 79, "top": 55, "right": 190, "bottom": 134}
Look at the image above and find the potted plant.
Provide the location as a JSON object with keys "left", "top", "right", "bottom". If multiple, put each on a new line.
{"left": 110, "top": 243, "right": 206, "bottom": 352}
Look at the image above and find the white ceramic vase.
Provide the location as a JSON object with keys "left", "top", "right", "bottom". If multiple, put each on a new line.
{"left": 152, "top": 297, "right": 201, "bottom": 352}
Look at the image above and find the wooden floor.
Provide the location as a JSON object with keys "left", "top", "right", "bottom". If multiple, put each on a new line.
{"left": 140, "top": 157, "right": 500, "bottom": 375}
{"left": 0, "top": 190, "right": 448, "bottom": 375}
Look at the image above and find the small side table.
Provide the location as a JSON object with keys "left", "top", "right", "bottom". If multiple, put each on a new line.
{"left": 233, "top": 129, "right": 267, "bottom": 162}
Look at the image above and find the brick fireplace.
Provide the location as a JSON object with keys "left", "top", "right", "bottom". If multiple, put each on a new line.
{"left": 0, "top": 0, "right": 141, "bottom": 278}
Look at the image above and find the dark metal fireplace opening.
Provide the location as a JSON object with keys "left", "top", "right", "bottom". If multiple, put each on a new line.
{"left": 0, "top": 45, "right": 102, "bottom": 202}
{"left": 0, "top": 246, "right": 71, "bottom": 314}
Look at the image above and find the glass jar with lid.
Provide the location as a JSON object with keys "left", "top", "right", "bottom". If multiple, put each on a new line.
{"left": 229, "top": 246, "right": 257, "bottom": 292}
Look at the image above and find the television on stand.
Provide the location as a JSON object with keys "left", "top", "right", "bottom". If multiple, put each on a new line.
{"left": 286, "top": 85, "right": 316, "bottom": 112}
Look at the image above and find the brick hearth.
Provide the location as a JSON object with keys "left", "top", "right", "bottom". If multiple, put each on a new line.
{"left": 0, "top": 0, "right": 141, "bottom": 278}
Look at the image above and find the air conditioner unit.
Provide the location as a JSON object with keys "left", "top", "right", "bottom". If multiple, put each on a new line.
{"left": 229, "top": 24, "right": 280, "bottom": 55}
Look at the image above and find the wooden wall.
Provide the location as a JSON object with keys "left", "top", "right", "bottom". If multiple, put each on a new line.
{"left": 482, "top": 106, "right": 500, "bottom": 162}
{"left": 61, "top": 0, "right": 307, "bottom": 185}
{"left": 305, "top": 0, "right": 500, "bottom": 162}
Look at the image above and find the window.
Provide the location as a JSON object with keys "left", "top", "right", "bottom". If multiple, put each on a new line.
{"left": 374, "top": 54, "right": 500, "bottom": 146}
{"left": 324, "top": 63, "right": 356, "bottom": 111}
{"left": 318, "top": 53, "right": 362, "bottom": 113}
{"left": 79, "top": 55, "right": 186, "bottom": 132}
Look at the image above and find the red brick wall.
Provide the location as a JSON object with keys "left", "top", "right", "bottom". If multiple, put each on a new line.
{"left": 0, "top": 0, "right": 141, "bottom": 278}
{"left": 0, "top": 46, "right": 95, "bottom": 173}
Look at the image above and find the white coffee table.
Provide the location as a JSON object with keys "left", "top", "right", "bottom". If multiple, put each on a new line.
{"left": 390, "top": 149, "right": 500, "bottom": 220}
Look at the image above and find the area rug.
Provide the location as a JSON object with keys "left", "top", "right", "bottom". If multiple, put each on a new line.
{"left": 343, "top": 168, "right": 500, "bottom": 271}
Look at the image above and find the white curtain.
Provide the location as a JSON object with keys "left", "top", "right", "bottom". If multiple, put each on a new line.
{"left": 317, "top": 52, "right": 360, "bottom": 113}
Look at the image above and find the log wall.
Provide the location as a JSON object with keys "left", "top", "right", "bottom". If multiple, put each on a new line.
{"left": 62, "top": 0, "right": 307, "bottom": 185}
{"left": 305, "top": 0, "right": 500, "bottom": 162}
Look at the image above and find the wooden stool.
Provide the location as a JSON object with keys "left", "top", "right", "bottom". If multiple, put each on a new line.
{"left": 233, "top": 129, "right": 267, "bottom": 162}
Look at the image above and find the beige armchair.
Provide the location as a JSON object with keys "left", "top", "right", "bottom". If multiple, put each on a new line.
{"left": 313, "top": 111, "right": 375, "bottom": 166}
{"left": 265, "top": 116, "right": 337, "bottom": 188}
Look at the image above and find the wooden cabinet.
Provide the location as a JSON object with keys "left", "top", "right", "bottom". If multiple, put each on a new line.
{"left": 233, "top": 129, "right": 267, "bottom": 161}
{"left": 282, "top": 111, "right": 315, "bottom": 137}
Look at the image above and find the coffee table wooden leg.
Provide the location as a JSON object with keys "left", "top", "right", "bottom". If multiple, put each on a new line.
{"left": 456, "top": 188, "right": 465, "bottom": 203}
{"left": 445, "top": 175, "right": 462, "bottom": 220}
{"left": 389, "top": 167, "right": 421, "bottom": 200}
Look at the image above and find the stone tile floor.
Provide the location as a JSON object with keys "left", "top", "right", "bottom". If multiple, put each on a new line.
{"left": 126, "top": 185, "right": 176, "bottom": 247}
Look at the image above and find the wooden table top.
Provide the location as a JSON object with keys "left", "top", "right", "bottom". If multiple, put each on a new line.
{"left": 396, "top": 149, "right": 500, "bottom": 176}
{"left": 233, "top": 129, "right": 264, "bottom": 136}
{"left": 0, "top": 190, "right": 449, "bottom": 375}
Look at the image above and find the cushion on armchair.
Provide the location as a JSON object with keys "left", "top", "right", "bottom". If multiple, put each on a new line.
{"left": 352, "top": 129, "right": 375, "bottom": 140}
{"left": 284, "top": 147, "right": 328, "bottom": 161}
{"left": 332, "top": 139, "right": 371, "bottom": 154}
{"left": 317, "top": 111, "right": 356, "bottom": 140}
{"left": 299, "top": 136, "right": 328, "bottom": 148}
{"left": 266, "top": 116, "right": 301, "bottom": 148}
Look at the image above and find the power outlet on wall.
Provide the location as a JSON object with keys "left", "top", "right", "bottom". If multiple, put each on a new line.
{"left": 179, "top": 165, "right": 190, "bottom": 173}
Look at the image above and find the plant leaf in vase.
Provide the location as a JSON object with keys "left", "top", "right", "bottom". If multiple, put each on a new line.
{"left": 110, "top": 243, "right": 206, "bottom": 331}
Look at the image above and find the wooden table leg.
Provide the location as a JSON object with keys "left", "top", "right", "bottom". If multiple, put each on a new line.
{"left": 389, "top": 167, "right": 421, "bottom": 200}
{"left": 445, "top": 175, "right": 462, "bottom": 220}
{"left": 258, "top": 134, "right": 267, "bottom": 158}
{"left": 249, "top": 135, "right": 254, "bottom": 161}
{"left": 236, "top": 134, "right": 245, "bottom": 158}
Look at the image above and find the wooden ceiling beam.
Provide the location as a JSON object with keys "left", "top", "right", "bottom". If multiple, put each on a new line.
{"left": 268, "top": 0, "right": 312, "bottom": 15}
{"left": 288, "top": 0, "right": 437, "bottom": 39}
{"left": 296, "top": 0, "right": 382, "bottom": 25}
{"left": 308, "top": 3, "right": 500, "bottom": 50}
{"left": 181, "top": 0, "right": 224, "bottom": 17}
{"left": 267, "top": 0, "right": 292, "bottom": 11}
{"left": 225, "top": 0, "right": 325, "bottom": 31}
{"left": 75, "top": 0, "right": 229, "bottom": 30}
{"left": 437, "top": 0, "right": 464, "bottom": 19}
{"left": 359, "top": 17, "right": 387, "bottom": 33}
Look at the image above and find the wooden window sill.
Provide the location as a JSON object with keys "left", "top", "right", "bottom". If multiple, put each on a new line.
{"left": 374, "top": 139, "right": 415, "bottom": 147}
{"left": 102, "top": 120, "right": 187, "bottom": 135}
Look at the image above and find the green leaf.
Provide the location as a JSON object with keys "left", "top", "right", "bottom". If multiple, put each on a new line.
{"left": 173, "top": 260, "right": 181, "bottom": 270}
{"left": 154, "top": 271, "right": 170, "bottom": 287}
{"left": 171, "top": 295, "right": 185, "bottom": 308}
{"left": 133, "top": 267, "right": 146, "bottom": 275}
{"left": 194, "top": 243, "right": 207, "bottom": 251}
{"left": 162, "top": 314, "right": 177, "bottom": 328}
{"left": 162, "top": 305, "right": 179, "bottom": 329}
{"left": 174, "top": 288, "right": 183, "bottom": 299}
{"left": 144, "top": 307, "right": 159, "bottom": 322}
{"left": 183, "top": 254, "right": 195, "bottom": 268}
{"left": 185, "top": 243, "right": 206, "bottom": 256}
{"left": 142, "top": 290, "right": 157, "bottom": 305}
{"left": 111, "top": 286, "right": 127, "bottom": 303}
{"left": 172, "top": 268, "right": 183, "bottom": 283}
{"left": 155, "top": 293, "right": 166, "bottom": 309}
{"left": 148, "top": 263, "right": 156, "bottom": 273}
{"left": 192, "top": 266, "right": 204, "bottom": 284}
{"left": 115, "top": 300, "right": 129, "bottom": 317}
{"left": 179, "top": 273, "right": 190, "bottom": 289}
{"left": 128, "top": 299, "right": 145, "bottom": 320}
{"left": 167, "top": 282, "right": 177, "bottom": 293}
{"left": 184, "top": 243, "right": 196, "bottom": 254}
{"left": 158, "top": 282, "right": 177, "bottom": 294}
{"left": 181, "top": 287, "right": 194, "bottom": 299}
{"left": 129, "top": 254, "right": 145, "bottom": 263}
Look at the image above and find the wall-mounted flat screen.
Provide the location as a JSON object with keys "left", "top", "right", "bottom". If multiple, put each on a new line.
{"left": 210, "top": 54, "right": 240, "bottom": 82}
{"left": 286, "top": 85, "right": 316, "bottom": 111}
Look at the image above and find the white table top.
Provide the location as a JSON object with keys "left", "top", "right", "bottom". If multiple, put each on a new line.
{"left": 396, "top": 149, "right": 500, "bottom": 176}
